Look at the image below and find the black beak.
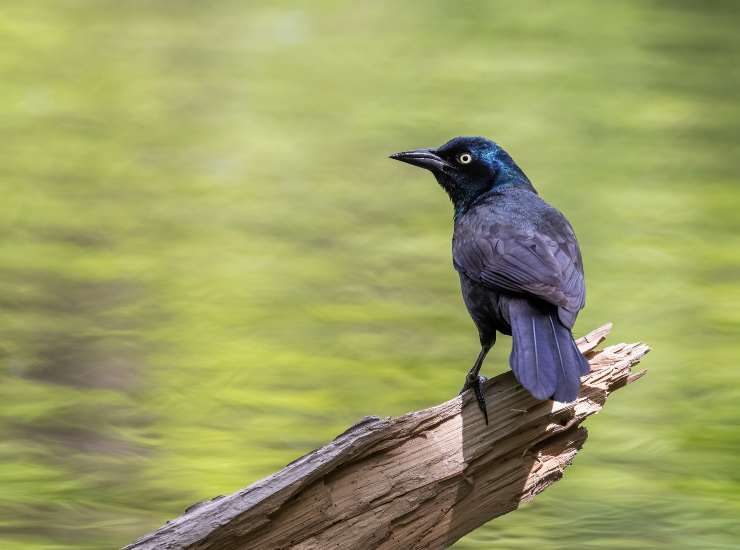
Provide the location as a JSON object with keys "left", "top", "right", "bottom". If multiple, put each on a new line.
{"left": 389, "top": 148, "right": 450, "bottom": 172}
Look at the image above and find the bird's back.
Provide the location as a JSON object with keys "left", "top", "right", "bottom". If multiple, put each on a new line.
{"left": 458, "top": 187, "right": 566, "bottom": 242}
{"left": 452, "top": 186, "right": 585, "bottom": 327}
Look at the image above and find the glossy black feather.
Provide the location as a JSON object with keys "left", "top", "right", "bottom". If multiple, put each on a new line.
{"left": 391, "top": 136, "right": 589, "bottom": 408}
{"left": 453, "top": 187, "right": 585, "bottom": 328}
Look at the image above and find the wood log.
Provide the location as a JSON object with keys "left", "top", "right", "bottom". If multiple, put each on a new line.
{"left": 124, "top": 323, "right": 648, "bottom": 550}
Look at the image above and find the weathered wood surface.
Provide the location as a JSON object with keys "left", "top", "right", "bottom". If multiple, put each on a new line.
{"left": 124, "top": 323, "right": 648, "bottom": 550}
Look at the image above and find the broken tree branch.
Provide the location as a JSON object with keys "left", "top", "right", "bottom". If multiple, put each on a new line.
{"left": 124, "top": 323, "right": 648, "bottom": 550}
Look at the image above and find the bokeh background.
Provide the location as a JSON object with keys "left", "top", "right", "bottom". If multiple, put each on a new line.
{"left": 2, "top": 1, "right": 740, "bottom": 548}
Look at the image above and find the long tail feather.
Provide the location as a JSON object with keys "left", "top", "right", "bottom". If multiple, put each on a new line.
{"left": 508, "top": 299, "right": 588, "bottom": 402}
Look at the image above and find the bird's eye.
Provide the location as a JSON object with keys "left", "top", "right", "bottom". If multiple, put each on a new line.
{"left": 458, "top": 153, "right": 472, "bottom": 165}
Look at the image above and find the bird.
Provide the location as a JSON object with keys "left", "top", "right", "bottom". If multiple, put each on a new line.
{"left": 390, "top": 136, "right": 589, "bottom": 424}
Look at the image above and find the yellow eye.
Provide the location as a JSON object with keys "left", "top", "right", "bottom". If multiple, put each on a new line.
{"left": 458, "top": 153, "right": 472, "bottom": 164}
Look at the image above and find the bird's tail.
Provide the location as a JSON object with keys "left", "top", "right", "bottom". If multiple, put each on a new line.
{"left": 507, "top": 298, "right": 590, "bottom": 402}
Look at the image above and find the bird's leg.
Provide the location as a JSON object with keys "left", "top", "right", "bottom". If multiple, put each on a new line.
{"left": 459, "top": 343, "right": 492, "bottom": 424}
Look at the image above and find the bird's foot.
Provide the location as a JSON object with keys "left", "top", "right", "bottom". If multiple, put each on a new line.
{"left": 459, "top": 373, "right": 489, "bottom": 425}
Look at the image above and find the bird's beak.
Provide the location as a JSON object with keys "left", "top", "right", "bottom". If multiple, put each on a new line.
{"left": 389, "top": 148, "right": 449, "bottom": 172}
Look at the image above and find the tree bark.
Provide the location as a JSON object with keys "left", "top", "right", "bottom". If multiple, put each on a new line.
{"left": 124, "top": 323, "right": 648, "bottom": 550}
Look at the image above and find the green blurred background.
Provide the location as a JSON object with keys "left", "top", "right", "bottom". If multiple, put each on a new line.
{"left": 2, "top": 1, "right": 740, "bottom": 548}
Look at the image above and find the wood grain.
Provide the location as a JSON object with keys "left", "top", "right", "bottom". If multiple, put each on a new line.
{"left": 124, "top": 323, "right": 648, "bottom": 550}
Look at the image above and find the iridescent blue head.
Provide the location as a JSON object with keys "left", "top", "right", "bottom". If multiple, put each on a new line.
{"left": 390, "top": 136, "right": 536, "bottom": 214}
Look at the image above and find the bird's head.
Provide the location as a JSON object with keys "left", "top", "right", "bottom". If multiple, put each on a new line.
{"left": 390, "top": 136, "right": 535, "bottom": 214}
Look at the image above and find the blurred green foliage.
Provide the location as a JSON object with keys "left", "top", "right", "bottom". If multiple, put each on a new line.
{"left": 1, "top": 1, "right": 740, "bottom": 548}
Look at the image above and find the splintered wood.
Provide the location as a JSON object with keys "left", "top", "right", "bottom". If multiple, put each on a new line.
{"left": 125, "top": 323, "right": 648, "bottom": 550}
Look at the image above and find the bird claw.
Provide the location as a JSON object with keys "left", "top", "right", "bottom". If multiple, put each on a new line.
{"left": 459, "top": 373, "right": 489, "bottom": 425}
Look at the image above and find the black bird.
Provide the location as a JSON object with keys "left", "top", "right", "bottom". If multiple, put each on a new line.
{"left": 390, "top": 136, "right": 589, "bottom": 423}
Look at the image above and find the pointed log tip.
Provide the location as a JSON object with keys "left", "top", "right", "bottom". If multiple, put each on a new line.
{"left": 626, "top": 369, "right": 648, "bottom": 384}
{"left": 577, "top": 322, "right": 613, "bottom": 353}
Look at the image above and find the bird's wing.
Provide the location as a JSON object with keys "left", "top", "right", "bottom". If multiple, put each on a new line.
{"left": 453, "top": 208, "right": 585, "bottom": 317}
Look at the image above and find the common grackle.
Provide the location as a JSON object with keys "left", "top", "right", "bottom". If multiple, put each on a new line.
{"left": 390, "top": 136, "right": 589, "bottom": 424}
